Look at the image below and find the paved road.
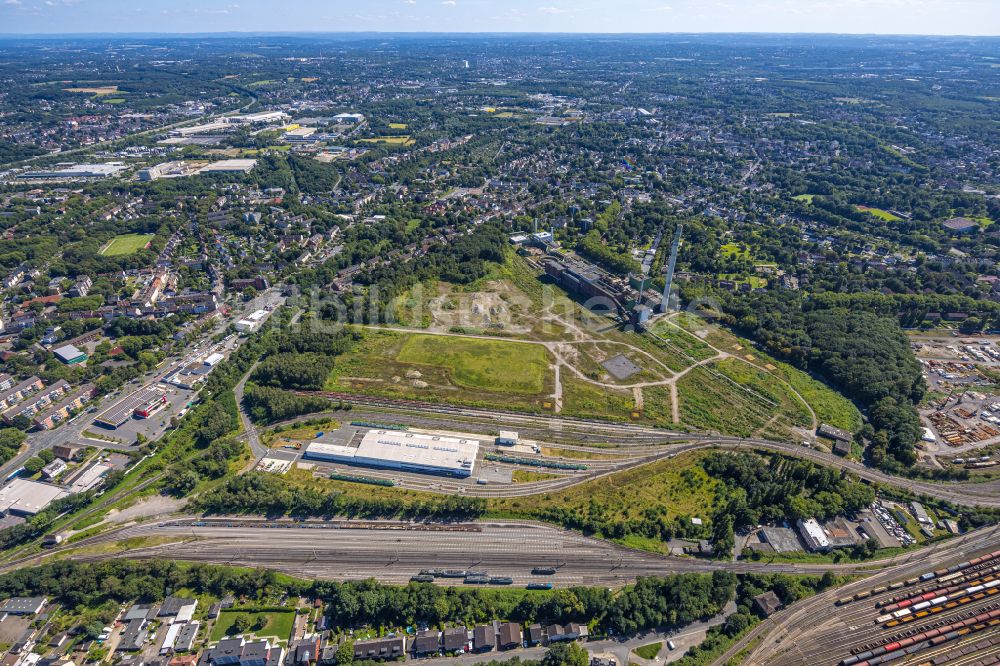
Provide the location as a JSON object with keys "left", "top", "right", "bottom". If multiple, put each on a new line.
{"left": 234, "top": 361, "right": 267, "bottom": 458}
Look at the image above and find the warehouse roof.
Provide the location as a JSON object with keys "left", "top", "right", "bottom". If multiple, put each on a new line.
{"left": 362, "top": 430, "right": 478, "bottom": 469}
{"left": 0, "top": 479, "right": 68, "bottom": 516}
{"left": 306, "top": 430, "right": 480, "bottom": 476}
{"left": 95, "top": 385, "right": 166, "bottom": 428}
{"left": 0, "top": 596, "right": 46, "bottom": 615}
{"left": 53, "top": 344, "right": 86, "bottom": 364}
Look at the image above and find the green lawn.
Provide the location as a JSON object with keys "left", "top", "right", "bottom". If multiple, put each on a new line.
{"left": 210, "top": 610, "right": 296, "bottom": 642}
{"left": 395, "top": 334, "right": 549, "bottom": 394}
{"left": 720, "top": 243, "right": 750, "bottom": 259}
{"left": 634, "top": 643, "right": 663, "bottom": 660}
{"left": 100, "top": 233, "right": 154, "bottom": 256}
{"left": 717, "top": 274, "right": 768, "bottom": 289}
{"left": 856, "top": 205, "right": 902, "bottom": 222}
{"left": 793, "top": 194, "right": 817, "bottom": 203}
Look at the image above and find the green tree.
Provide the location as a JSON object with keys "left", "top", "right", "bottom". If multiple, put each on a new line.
{"left": 230, "top": 613, "right": 252, "bottom": 635}
{"left": 542, "top": 642, "right": 588, "bottom": 666}
{"left": 335, "top": 639, "right": 354, "bottom": 665}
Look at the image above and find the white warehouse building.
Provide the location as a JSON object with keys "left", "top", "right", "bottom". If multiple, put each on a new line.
{"left": 305, "top": 430, "right": 480, "bottom": 477}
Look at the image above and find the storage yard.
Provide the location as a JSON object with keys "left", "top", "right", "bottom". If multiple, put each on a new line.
{"left": 914, "top": 337, "right": 1000, "bottom": 456}
{"left": 763, "top": 545, "right": 1000, "bottom": 666}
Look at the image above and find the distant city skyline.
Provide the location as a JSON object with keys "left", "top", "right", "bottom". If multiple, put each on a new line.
{"left": 1, "top": 0, "right": 999, "bottom": 36}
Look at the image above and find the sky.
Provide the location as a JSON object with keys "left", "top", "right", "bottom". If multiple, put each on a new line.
{"left": 1, "top": 0, "right": 999, "bottom": 36}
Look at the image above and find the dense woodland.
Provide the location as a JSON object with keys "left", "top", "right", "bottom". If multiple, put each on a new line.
{"left": 719, "top": 292, "right": 925, "bottom": 469}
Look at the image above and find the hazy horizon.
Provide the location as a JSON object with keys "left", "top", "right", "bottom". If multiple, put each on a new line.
{"left": 1, "top": 0, "right": 999, "bottom": 37}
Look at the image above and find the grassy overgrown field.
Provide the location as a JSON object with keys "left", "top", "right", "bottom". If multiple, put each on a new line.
{"left": 325, "top": 328, "right": 555, "bottom": 410}
{"left": 359, "top": 136, "right": 414, "bottom": 145}
{"left": 648, "top": 320, "right": 717, "bottom": 363}
{"left": 335, "top": 251, "right": 859, "bottom": 437}
{"left": 288, "top": 451, "right": 718, "bottom": 551}
{"left": 560, "top": 375, "right": 635, "bottom": 421}
{"left": 674, "top": 312, "right": 861, "bottom": 434}
{"left": 100, "top": 233, "right": 155, "bottom": 256}
{"left": 491, "top": 451, "right": 717, "bottom": 541}
{"left": 396, "top": 334, "right": 548, "bottom": 394}
{"left": 677, "top": 359, "right": 811, "bottom": 439}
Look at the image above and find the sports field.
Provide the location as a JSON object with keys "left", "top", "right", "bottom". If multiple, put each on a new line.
{"left": 64, "top": 85, "right": 119, "bottom": 95}
{"left": 396, "top": 334, "right": 548, "bottom": 394}
{"left": 359, "top": 136, "right": 415, "bottom": 146}
{"left": 856, "top": 205, "right": 902, "bottom": 222}
{"left": 100, "top": 233, "right": 154, "bottom": 256}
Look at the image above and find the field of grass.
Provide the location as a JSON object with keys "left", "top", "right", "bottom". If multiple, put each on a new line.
{"left": 720, "top": 243, "right": 751, "bottom": 259}
{"left": 756, "top": 354, "right": 861, "bottom": 432}
{"left": 856, "top": 205, "right": 902, "bottom": 222}
{"left": 326, "top": 328, "right": 554, "bottom": 410}
{"left": 64, "top": 85, "right": 119, "bottom": 95}
{"left": 677, "top": 359, "right": 810, "bottom": 438}
{"left": 560, "top": 375, "right": 634, "bottom": 421}
{"left": 512, "top": 469, "right": 559, "bottom": 483}
{"left": 493, "top": 451, "right": 716, "bottom": 530}
{"left": 100, "top": 233, "right": 154, "bottom": 256}
{"left": 717, "top": 273, "right": 768, "bottom": 289}
{"left": 396, "top": 334, "right": 548, "bottom": 394}
{"left": 648, "top": 320, "right": 717, "bottom": 363}
{"left": 634, "top": 643, "right": 663, "bottom": 660}
{"left": 275, "top": 419, "right": 340, "bottom": 440}
{"left": 359, "top": 136, "right": 415, "bottom": 146}
{"left": 673, "top": 315, "right": 859, "bottom": 433}
{"left": 637, "top": 385, "right": 675, "bottom": 426}
{"left": 210, "top": 610, "right": 296, "bottom": 642}
{"left": 793, "top": 194, "right": 816, "bottom": 203}
{"left": 388, "top": 123, "right": 409, "bottom": 130}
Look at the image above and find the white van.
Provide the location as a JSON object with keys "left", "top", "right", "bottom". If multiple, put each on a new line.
{"left": 667, "top": 641, "right": 676, "bottom": 651}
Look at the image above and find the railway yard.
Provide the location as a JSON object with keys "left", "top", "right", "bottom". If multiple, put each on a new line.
{"left": 735, "top": 534, "right": 1000, "bottom": 666}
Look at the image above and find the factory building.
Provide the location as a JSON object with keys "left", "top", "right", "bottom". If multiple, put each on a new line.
{"left": 17, "top": 163, "right": 128, "bottom": 180}
{"left": 94, "top": 386, "right": 167, "bottom": 429}
{"left": 197, "top": 159, "right": 257, "bottom": 174}
{"left": 0, "top": 479, "right": 68, "bottom": 516}
{"left": 234, "top": 309, "right": 269, "bottom": 334}
{"left": 305, "top": 430, "right": 480, "bottom": 477}
{"left": 540, "top": 254, "right": 631, "bottom": 318}
{"left": 53, "top": 344, "right": 87, "bottom": 365}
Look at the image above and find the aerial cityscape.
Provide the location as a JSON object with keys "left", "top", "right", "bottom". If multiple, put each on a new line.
{"left": 0, "top": 4, "right": 997, "bottom": 666}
